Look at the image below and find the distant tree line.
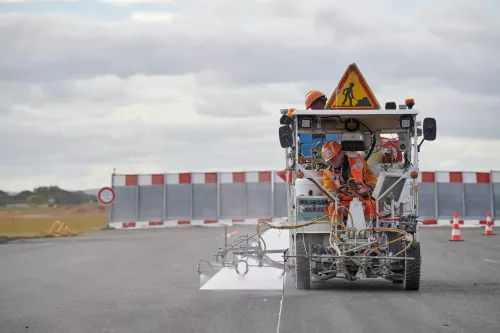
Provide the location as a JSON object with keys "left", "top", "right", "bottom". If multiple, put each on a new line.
{"left": 0, "top": 186, "right": 97, "bottom": 206}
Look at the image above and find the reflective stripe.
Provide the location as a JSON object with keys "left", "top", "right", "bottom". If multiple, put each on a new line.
{"left": 326, "top": 170, "right": 339, "bottom": 183}
{"left": 325, "top": 170, "right": 341, "bottom": 189}
{"left": 348, "top": 156, "right": 364, "bottom": 183}
{"left": 326, "top": 156, "right": 366, "bottom": 199}
{"left": 349, "top": 156, "right": 364, "bottom": 171}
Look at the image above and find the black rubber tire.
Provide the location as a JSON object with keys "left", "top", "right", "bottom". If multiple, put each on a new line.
{"left": 403, "top": 241, "right": 421, "bottom": 291}
{"left": 295, "top": 234, "right": 311, "bottom": 290}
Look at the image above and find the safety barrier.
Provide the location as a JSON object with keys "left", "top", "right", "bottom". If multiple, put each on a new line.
{"left": 109, "top": 171, "right": 287, "bottom": 229}
{"left": 417, "top": 171, "right": 499, "bottom": 222}
{"left": 108, "top": 170, "right": 500, "bottom": 229}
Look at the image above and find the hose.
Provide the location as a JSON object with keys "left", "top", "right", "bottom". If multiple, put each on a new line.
{"left": 329, "top": 205, "right": 354, "bottom": 249}
{"left": 225, "top": 197, "right": 410, "bottom": 269}
{"left": 357, "top": 227, "right": 410, "bottom": 257}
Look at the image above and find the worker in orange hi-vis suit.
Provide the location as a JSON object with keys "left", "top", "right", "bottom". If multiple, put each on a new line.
{"left": 321, "top": 140, "right": 378, "bottom": 221}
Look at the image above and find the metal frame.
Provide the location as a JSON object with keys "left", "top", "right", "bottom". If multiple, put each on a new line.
{"left": 289, "top": 110, "right": 420, "bottom": 228}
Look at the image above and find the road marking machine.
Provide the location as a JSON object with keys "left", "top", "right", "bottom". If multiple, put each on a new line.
{"left": 197, "top": 63, "right": 437, "bottom": 293}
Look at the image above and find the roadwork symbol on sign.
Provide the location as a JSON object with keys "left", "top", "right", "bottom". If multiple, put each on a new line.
{"left": 326, "top": 63, "right": 381, "bottom": 110}
{"left": 98, "top": 187, "right": 115, "bottom": 205}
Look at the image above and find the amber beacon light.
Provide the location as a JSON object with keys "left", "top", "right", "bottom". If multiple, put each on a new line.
{"left": 405, "top": 98, "right": 415, "bottom": 109}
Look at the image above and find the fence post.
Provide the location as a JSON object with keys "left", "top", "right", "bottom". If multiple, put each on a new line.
{"left": 271, "top": 170, "right": 275, "bottom": 219}
{"left": 243, "top": 172, "right": 247, "bottom": 218}
{"left": 163, "top": 173, "right": 167, "bottom": 221}
{"left": 189, "top": 174, "right": 193, "bottom": 220}
{"left": 490, "top": 170, "right": 495, "bottom": 219}
{"left": 434, "top": 170, "right": 439, "bottom": 219}
{"left": 217, "top": 172, "right": 221, "bottom": 220}
{"left": 461, "top": 171, "right": 466, "bottom": 218}
{"left": 109, "top": 172, "right": 114, "bottom": 225}
{"left": 136, "top": 174, "right": 140, "bottom": 222}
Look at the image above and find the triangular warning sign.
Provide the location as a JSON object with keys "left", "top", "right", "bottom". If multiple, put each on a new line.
{"left": 326, "top": 63, "right": 380, "bottom": 110}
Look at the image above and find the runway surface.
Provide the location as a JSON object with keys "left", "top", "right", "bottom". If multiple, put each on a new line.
{"left": 1, "top": 226, "right": 499, "bottom": 333}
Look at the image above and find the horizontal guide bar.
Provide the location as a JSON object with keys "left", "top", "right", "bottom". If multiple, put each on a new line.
{"left": 285, "top": 255, "right": 415, "bottom": 260}
{"left": 231, "top": 249, "right": 288, "bottom": 254}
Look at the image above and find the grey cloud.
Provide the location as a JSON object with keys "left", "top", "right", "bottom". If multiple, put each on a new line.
{"left": 0, "top": 113, "right": 284, "bottom": 191}
{"left": 1, "top": 0, "right": 500, "bottom": 191}
{"left": 1, "top": 112, "right": 279, "bottom": 166}
{"left": 0, "top": 0, "right": 498, "bottom": 97}
{"left": 431, "top": 108, "right": 500, "bottom": 141}
{"left": 192, "top": 90, "right": 269, "bottom": 118}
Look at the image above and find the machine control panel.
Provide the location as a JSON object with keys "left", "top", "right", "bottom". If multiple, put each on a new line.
{"left": 296, "top": 196, "right": 329, "bottom": 222}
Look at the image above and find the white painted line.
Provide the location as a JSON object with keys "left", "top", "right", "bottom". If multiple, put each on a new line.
{"left": 200, "top": 267, "right": 284, "bottom": 290}
{"left": 484, "top": 259, "right": 500, "bottom": 264}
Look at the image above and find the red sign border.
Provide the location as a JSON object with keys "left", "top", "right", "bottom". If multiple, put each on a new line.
{"left": 97, "top": 187, "right": 116, "bottom": 205}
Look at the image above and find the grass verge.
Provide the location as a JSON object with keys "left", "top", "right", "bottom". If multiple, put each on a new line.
{"left": 0, "top": 204, "right": 107, "bottom": 239}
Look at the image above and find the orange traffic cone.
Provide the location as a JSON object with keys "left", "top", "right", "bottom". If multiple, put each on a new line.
{"left": 449, "top": 211, "right": 464, "bottom": 241}
{"left": 483, "top": 212, "right": 496, "bottom": 236}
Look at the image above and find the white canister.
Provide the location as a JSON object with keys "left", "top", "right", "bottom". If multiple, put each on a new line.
{"left": 294, "top": 171, "right": 324, "bottom": 196}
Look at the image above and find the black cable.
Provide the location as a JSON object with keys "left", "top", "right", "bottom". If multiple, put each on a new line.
{"left": 357, "top": 120, "right": 376, "bottom": 161}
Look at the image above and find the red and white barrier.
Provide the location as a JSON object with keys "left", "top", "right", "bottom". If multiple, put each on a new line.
{"left": 113, "top": 174, "right": 166, "bottom": 186}
{"left": 109, "top": 170, "right": 498, "bottom": 230}
{"left": 107, "top": 171, "right": 275, "bottom": 185}
{"left": 108, "top": 218, "right": 284, "bottom": 230}
{"left": 109, "top": 218, "right": 495, "bottom": 230}
{"left": 422, "top": 219, "right": 491, "bottom": 227}
{"left": 114, "top": 171, "right": 496, "bottom": 185}
{"left": 418, "top": 171, "right": 491, "bottom": 184}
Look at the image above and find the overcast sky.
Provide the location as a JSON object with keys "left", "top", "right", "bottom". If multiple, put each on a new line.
{"left": 1, "top": 0, "right": 499, "bottom": 191}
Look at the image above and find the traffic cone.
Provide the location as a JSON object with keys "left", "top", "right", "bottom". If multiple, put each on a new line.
{"left": 449, "top": 211, "right": 464, "bottom": 241}
{"left": 483, "top": 212, "right": 496, "bottom": 236}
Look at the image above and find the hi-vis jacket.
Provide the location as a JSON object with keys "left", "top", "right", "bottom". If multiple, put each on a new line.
{"left": 322, "top": 154, "right": 377, "bottom": 201}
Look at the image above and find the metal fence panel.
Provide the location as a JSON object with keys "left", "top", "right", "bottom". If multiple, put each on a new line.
{"left": 192, "top": 184, "right": 217, "bottom": 219}
{"left": 418, "top": 184, "right": 435, "bottom": 218}
{"left": 246, "top": 183, "right": 272, "bottom": 218}
{"left": 165, "top": 185, "right": 191, "bottom": 220}
{"left": 494, "top": 184, "right": 500, "bottom": 220}
{"left": 274, "top": 183, "right": 288, "bottom": 218}
{"left": 138, "top": 185, "right": 164, "bottom": 221}
{"left": 220, "top": 183, "right": 245, "bottom": 219}
{"left": 111, "top": 186, "right": 137, "bottom": 222}
{"left": 464, "top": 184, "right": 491, "bottom": 218}
{"left": 108, "top": 171, "right": 500, "bottom": 223}
{"left": 493, "top": 171, "right": 500, "bottom": 220}
{"left": 437, "top": 184, "right": 463, "bottom": 218}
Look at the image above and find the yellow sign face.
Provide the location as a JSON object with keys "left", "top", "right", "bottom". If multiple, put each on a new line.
{"left": 326, "top": 63, "right": 381, "bottom": 110}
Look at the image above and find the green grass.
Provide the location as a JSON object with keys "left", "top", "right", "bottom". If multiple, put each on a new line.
{"left": 0, "top": 204, "right": 107, "bottom": 237}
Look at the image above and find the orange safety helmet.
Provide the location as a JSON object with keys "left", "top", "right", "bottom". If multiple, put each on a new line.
{"left": 322, "top": 140, "right": 342, "bottom": 162}
{"left": 287, "top": 107, "right": 296, "bottom": 117}
{"left": 305, "top": 90, "right": 326, "bottom": 109}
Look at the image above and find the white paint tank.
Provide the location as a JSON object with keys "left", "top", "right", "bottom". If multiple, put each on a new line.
{"left": 294, "top": 171, "right": 324, "bottom": 196}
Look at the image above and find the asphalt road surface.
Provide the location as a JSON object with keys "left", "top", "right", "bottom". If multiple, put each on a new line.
{"left": 1, "top": 226, "right": 500, "bottom": 333}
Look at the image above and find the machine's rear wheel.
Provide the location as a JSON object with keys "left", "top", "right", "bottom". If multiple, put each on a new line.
{"left": 403, "top": 241, "right": 421, "bottom": 291}
{"left": 295, "top": 234, "right": 311, "bottom": 290}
